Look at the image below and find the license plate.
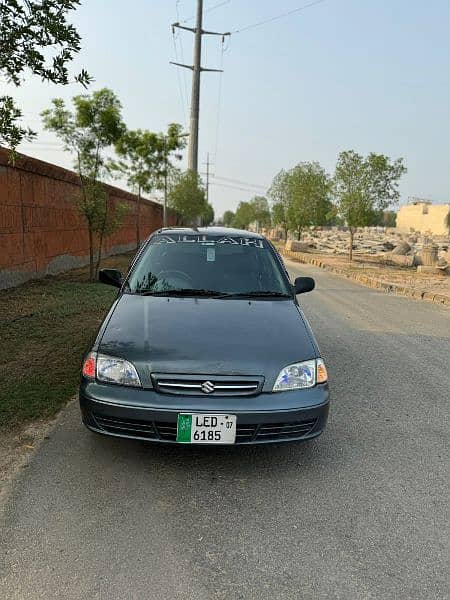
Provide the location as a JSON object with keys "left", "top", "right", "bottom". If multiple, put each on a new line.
{"left": 176, "top": 413, "right": 237, "bottom": 444}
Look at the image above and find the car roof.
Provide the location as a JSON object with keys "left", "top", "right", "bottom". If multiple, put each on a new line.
{"left": 154, "top": 227, "right": 265, "bottom": 239}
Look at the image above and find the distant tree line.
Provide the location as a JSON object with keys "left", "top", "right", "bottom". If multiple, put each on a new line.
{"left": 221, "top": 153, "right": 406, "bottom": 260}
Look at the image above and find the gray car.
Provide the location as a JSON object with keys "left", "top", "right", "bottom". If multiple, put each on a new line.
{"left": 79, "top": 227, "right": 329, "bottom": 445}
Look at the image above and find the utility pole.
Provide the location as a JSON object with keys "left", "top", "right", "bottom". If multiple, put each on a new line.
{"left": 203, "top": 152, "right": 214, "bottom": 205}
{"left": 189, "top": 0, "right": 203, "bottom": 174}
{"left": 171, "top": 1, "right": 230, "bottom": 174}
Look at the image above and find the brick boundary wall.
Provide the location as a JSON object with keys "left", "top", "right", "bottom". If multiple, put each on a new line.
{"left": 0, "top": 148, "right": 174, "bottom": 289}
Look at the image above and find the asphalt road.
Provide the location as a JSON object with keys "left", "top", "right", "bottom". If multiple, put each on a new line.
{"left": 1, "top": 260, "right": 449, "bottom": 600}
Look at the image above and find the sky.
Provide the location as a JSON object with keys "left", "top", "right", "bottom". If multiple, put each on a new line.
{"left": 7, "top": 0, "right": 450, "bottom": 217}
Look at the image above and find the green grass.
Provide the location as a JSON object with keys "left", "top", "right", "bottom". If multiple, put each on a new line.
{"left": 0, "top": 254, "right": 134, "bottom": 430}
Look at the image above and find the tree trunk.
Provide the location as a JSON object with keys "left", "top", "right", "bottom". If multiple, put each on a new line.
{"left": 297, "top": 227, "right": 302, "bottom": 241}
{"left": 94, "top": 194, "right": 108, "bottom": 279}
{"left": 349, "top": 228, "right": 354, "bottom": 262}
{"left": 95, "top": 233, "right": 104, "bottom": 280}
{"left": 88, "top": 227, "right": 94, "bottom": 282}
{"left": 284, "top": 226, "right": 288, "bottom": 242}
{"left": 136, "top": 187, "right": 141, "bottom": 250}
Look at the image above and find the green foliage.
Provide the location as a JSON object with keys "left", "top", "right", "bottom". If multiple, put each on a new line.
{"left": 287, "top": 162, "right": 333, "bottom": 239}
{"left": 268, "top": 163, "right": 332, "bottom": 240}
{"left": 0, "top": 0, "right": 91, "bottom": 153}
{"left": 250, "top": 196, "right": 271, "bottom": 227}
{"left": 113, "top": 125, "right": 185, "bottom": 245}
{"left": 202, "top": 203, "right": 215, "bottom": 226}
{"left": 168, "top": 170, "right": 207, "bottom": 225}
{"left": 114, "top": 129, "right": 160, "bottom": 193}
{"left": 0, "top": 97, "right": 36, "bottom": 158}
{"left": 222, "top": 210, "right": 235, "bottom": 227}
{"left": 334, "top": 150, "right": 406, "bottom": 259}
{"left": 42, "top": 88, "right": 127, "bottom": 279}
{"left": 268, "top": 170, "right": 290, "bottom": 239}
{"left": 372, "top": 210, "right": 397, "bottom": 227}
{"left": 233, "top": 201, "right": 255, "bottom": 229}
{"left": 232, "top": 197, "right": 271, "bottom": 230}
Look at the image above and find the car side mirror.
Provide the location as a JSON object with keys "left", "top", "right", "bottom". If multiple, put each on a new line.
{"left": 99, "top": 268, "right": 123, "bottom": 288}
{"left": 294, "top": 276, "right": 315, "bottom": 295}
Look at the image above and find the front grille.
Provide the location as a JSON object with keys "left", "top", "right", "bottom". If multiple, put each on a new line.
{"left": 153, "top": 374, "right": 263, "bottom": 397}
{"left": 94, "top": 414, "right": 317, "bottom": 443}
{"left": 93, "top": 414, "right": 157, "bottom": 440}
{"left": 256, "top": 420, "right": 317, "bottom": 441}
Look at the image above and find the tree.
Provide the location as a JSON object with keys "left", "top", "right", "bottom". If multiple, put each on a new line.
{"left": 202, "top": 203, "right": 215, "bottom": 226}
{"left": 334, "top": 150, "right": 406, "bottom": 260}
{"left": 0, "top": 0, "right": 91, "bottom": 154}
{"left": 268, "top": 170, "right": 290, "bottom": 241}
{"left": 42, "top": 88, "right": 127, "bottom": 280}
{"left": 114, "top": 129, "right": 159, "bottom": 248}
{"left": 233, "top": 201, "right": 254, "bottom": 230}
{"left": 222, "top": 210, "right": 235, "bottom": 227}
{"left": 153, "top": 123, "right": 187, "bottom": 227}
{"left": 372, "top": 210, "right": 397, "bottom": 227}
{"left": 168, "top": 171, "right": 207, "bottom": 225}
{"left": 113, "top": 124, "right": 186, "bottom": 248}
{"left": 249, "top": 196, "right": 271, "bottom": 229}
{"left": 287, "top": 162, "right": 333, "bottom": 240}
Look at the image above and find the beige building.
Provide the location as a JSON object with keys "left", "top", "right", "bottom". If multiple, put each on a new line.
{"left": 396, "top": 201, "right": 449, "bottom": 236}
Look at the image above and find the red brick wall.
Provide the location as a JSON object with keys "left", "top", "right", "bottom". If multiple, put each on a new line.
{"left": 0, "top": 148, "right": 170, "bottom": 288}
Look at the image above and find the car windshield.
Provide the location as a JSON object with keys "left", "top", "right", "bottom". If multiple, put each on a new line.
{"left": 127, "top": 233, "right": 291, "bottom": 297}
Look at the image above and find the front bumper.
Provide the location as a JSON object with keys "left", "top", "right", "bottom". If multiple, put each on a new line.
{"left": 79, "top": 380, "right": 330, "bottom": 445}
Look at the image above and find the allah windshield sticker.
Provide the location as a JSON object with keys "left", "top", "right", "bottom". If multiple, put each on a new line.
{"left": 207, "top": 247, "right": 216, "bottom": 262}
{"left": 152, "top": 234, "right": 264, "bottom": 248}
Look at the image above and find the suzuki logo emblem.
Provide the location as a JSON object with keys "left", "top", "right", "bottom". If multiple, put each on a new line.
{"left": 201, "top": 381, "right": 215, "bottom": 394}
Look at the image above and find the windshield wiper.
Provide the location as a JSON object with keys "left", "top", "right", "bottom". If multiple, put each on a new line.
{"left": 135, "top": 288, "right": 223, "bottom": 297}
{"left": 217, "top": 291, "right": 292, "bottom": 299}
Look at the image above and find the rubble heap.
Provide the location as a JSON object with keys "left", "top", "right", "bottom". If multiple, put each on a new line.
{"left": 276, "top": 227, "right": 450, "bottom": 274}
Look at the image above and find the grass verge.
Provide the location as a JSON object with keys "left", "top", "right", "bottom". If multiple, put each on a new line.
{"left": 0, "top": 253, "right": 134, "bottom": 430}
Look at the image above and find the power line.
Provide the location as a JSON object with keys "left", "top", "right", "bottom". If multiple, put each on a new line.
{"left": 172, "top": 2, "right": 189, "bottom": 127}
{"left": 175, "top": 1, "right": 191, "bottom": 122}
{"left": 181, "top": 0, "right": 231, "bottom": 23}
{"left": 231, "top": 0, "right": 327, "bottom": 34}
{"left": 210, "top": 181, "right": 267, "bottom": 194}
{"left": 211, "top": 175, "right": 267, "bottom": 189}
{"left": 172, "top": 31, "right": 188, "bottom": 127}
{"left": 213, "top": 36, "right": 226, "bottom": 165}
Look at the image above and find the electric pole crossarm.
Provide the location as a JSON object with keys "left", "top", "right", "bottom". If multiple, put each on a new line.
{"left": 170, "top": 61, "right": 221, "bottom": 72}
{"left": 170, "top": 61, "right": 194, "bottom": 70}
{"left": 172, "top": 23, "right": 231, "bottom": 37}
{"left": 172, "top": 22, "right": 196, "bottom": 33}
{"left": 202, "top": 29, "right": 231, "bottom": 36}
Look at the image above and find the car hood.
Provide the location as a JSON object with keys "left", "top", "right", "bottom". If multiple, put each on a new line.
{"left": 98, "top": 294, "right": 318, "bottom": 386}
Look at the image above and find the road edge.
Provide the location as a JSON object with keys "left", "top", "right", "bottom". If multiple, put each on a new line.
{"left": 0, "top": 398, "right": 76, "bottom": 513}
{"left": 283, "top": 249, "right": 450, "bottom": 307}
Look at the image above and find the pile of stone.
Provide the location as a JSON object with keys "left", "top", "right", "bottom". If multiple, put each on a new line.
{"left": 278, "top": 227, "right": 450, "bottom": 275}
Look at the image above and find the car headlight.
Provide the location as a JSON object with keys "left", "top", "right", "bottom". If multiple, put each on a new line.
{"left": 82, "top": 352, "right": 141, "bottom": 387}
{"left": 273, "top": 358, "right": 327, "bottom": 391}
